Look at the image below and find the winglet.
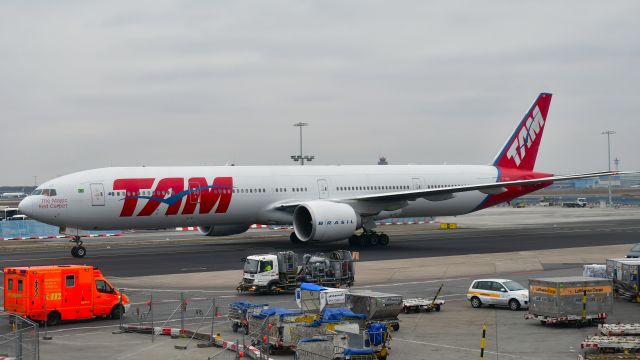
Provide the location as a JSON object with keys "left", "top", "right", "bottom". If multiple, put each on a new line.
{"left": 492, "top": 93, "right": 552, "bottom": 171}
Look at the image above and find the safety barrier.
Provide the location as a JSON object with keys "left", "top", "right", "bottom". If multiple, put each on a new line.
{"left": 0, "top": 312, "right": 39, "bottom": 360}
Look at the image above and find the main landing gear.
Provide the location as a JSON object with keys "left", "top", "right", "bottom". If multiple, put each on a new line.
{"left": 70, "top": 236, "right": 87, "bottom": 258}
{"left": 348, "top": 229, "right": 389, "bottom": 247}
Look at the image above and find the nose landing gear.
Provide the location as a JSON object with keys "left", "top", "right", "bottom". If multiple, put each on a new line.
{"left": 70, "top": 236, "right": 87, "bottom": 258}
{"left": 348, "top": 229, "right": 389, "bottom": 247}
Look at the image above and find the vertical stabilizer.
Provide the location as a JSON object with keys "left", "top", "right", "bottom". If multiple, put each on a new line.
{"left": 492, "top": 93, "right": 552, "bottom": 171}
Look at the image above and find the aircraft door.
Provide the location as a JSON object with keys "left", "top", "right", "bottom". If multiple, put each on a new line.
{"left": 188, "top": 181, "right": 201, "bottom": 204}
{"left": 90, "top": 183, "right": 105, "bottom": 206}
{"left": 412, "top": 178, "right": 423, "bottom": 190}
{"left": 317, "top": 179, "right": 329, "bottom": 199}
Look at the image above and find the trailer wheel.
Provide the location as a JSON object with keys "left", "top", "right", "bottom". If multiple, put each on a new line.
{"left": 435, "top": 304, "right": 441, "bottom": 312}
{"left": 232, "top": 323, "right": 239, "bottom": 333}
{"left": 47, "top": 311, "right": 61, "bottom": 326}
{"left": 391, "top": 323, "right": 399, "bottom": 331}
{"left": 470, "top": 297, "right": 482, "bottom": 308}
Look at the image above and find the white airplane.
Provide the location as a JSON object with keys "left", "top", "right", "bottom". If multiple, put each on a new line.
{"left": 19, "top": 93, "right": 623, "bottom": 258}
{"left": 1, "top": 192, "right": 27, "bottom": 199}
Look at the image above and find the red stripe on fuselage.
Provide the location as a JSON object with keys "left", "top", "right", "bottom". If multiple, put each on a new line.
{"left": 478, "top": 167, "right": 553, "bottom": 210}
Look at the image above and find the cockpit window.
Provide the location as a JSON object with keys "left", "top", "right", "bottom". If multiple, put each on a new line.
{"left": 32, "top": 189, "right": 57, "bottom": 196}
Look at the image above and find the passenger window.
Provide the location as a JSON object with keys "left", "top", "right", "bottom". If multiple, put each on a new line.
{"left": 476, "top": 281, "right": 490, "bottom": 290}
{"left": 17, "top": 279, "right": 23, "bottom": 293}
{"left": 96, "top": 280, "right": 113, "bottom": 293}
{"left": 66, "top": 274, "right": 76, "bottom": 288}
{"left": 492, "top": 282, "right": 507, "bottom": 292}
{"left": 8, "top": 278, "right": 13, "bottom": 291}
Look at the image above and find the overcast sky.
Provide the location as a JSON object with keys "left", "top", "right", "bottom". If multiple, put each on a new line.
{"left": 1, "top": 1, "right": 638, "bottom": 185}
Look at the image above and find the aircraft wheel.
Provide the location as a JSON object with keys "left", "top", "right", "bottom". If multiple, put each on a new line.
{"left": 379, "top": 234, "right": 390, "bottom": 246}
{"left": 71, "top": 246, "right": 79, "bottom": 257}
{"left": 75, "top": 246, "right": 87, "bottom": 258}
{"left": 368, "top": 233, "right": 380, "bottom": 246}
{"left": 348, "top": 235, "right": 360, "bottom": 247}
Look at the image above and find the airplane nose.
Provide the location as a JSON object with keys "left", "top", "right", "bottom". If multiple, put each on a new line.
{"left": 18, "top": 197, "right": 33, "bottom": 217}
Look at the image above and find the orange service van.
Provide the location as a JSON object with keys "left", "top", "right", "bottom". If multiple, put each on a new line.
{"left": 3, "top": 265, "right": 129, "bottom": 325}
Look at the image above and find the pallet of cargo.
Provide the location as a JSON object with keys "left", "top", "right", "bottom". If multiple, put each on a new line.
{"left": 581, "top": 336, "right": 640, "bottom": 352}
{"left": 524, "top": 312, "right": 607, "bottom": 325}
{"left": 599, "top": 324, "right": 640, "bottom": 336}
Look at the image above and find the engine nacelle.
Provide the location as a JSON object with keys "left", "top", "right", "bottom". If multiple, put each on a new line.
{"left": 293, "top": 201, "right": 360, "bottom": 242}
{"left": 197, "top": 224, "right": 250, "bottom": 237}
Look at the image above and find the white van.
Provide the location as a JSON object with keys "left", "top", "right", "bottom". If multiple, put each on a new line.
{"left": 467, "top": 279, "right": 529, "bottom": 311}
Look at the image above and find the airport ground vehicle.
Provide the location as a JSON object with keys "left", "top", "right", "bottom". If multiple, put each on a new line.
{"left": 563, "top": 197, "right": 588, "bottom": 208}
{"left": 467, "top": 279, "right": 529, "bottom": 311}
{"left": 627, "top": 243, "right": 640, "bottom": 258}
{"left": 525, "top": 277, "right": 612, "bottom": 325}
{"left": 402, "top": 283, "right": 445, "bottom": 313}
{"left": 3, "top": 265, "right": 129, "bottom": 325}
{"left": 238, "top": 251, "right": 354, "bottom": 294}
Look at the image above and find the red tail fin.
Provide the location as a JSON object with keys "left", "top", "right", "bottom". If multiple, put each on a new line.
{"left": 493, "top": 93, "right": 552, "bottom": 171}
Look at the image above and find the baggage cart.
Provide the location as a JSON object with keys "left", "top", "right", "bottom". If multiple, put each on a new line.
{"left": 228, "top": 301, "right": 267, "bottom": 335}
{"left": 581, "top": 336, "right": 640, "bottom": 352}
{"left": 402, "top": 283, "right": 445, "bottom": 313}
{"left": 249, "top": 307, "right": 304, "bottom": 355}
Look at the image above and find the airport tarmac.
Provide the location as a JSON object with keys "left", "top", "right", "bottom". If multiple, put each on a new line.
{"left": 0, "top": 207, "right": 639, "bottom": 359}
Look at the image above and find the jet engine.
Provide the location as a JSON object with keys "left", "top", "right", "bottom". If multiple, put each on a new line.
{"left": 293, "top": 201, "right": 361, "bottom": 242}
{"left": 197, "top": 224, "right": 250, "bottom": 237}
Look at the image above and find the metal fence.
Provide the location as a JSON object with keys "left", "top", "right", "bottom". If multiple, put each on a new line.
{"left": 0, "top": 312, "right": 39, "bottom": 360}
{"left": 117, "top": 289, "right": 221, "bottom": 342}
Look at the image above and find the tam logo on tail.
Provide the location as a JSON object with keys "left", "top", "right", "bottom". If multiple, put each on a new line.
{"left": 493, "top": 93, "right": 552, "bottom": 171}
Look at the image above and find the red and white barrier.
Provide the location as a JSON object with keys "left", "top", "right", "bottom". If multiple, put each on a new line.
{"left": 122, "top": 324, "right": 274, "bottom": 359}
{"left": 0, "top": 233, "right": 123, "bottom": 241}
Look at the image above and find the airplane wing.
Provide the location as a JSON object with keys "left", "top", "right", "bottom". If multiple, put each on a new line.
{"left": 275, "top": 170, "right": 630, "bottom": 210}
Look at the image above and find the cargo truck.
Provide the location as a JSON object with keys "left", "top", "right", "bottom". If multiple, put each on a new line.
{"left": 525, "top": 277, "right": 613, "bottom": 325}
{"left": 238, "top": 250, "right": 354, "bottom": 294}
{"left": 3, "top": 265, "right": 129, "bottom": 325}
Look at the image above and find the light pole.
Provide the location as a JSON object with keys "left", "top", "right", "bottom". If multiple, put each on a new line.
{"left": 602, "top": 130, "right": 616, "bottom": 207}
{"left": 291, "top": 122, "right": 315, "bottom": 165}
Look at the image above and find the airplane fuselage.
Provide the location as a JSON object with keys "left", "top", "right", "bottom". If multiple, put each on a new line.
{"left": 19, "top": 164, "right": 531, "bottom": 230}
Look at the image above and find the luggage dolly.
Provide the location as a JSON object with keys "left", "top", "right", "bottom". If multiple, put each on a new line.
{"left": 402, "top": 283, "right": 445, "bottom": 313}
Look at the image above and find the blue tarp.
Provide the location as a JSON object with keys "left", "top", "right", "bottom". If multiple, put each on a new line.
{"left": 343, "top": 348, "right": 375, "bottom": 355}
{"left": 251, "top": 307, "right": 302, "bottom": 319}
{"left": 367, "top": 323, "right": 387, "bottom": 346}
{"left": 322, "top": 308, "right": 367, "bottom": 322}
{"left": 299, "top": 283, "right": 325, "bottom": 291}
{"left": 230, "top": 301, "right": 267, "bottom": 311}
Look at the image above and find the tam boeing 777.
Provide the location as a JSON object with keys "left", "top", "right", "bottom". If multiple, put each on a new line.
{"left": 19, "top": 93, "right": 622, "bottom": 257}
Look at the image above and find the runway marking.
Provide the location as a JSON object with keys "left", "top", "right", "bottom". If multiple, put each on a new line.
{"left": 394, "top": 337, "right": 533, "bottom": 359}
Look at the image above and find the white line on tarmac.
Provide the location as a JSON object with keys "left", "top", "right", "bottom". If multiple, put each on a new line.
{"left": 352, "top": 277, "right": 472, "bottom": 289}
{"left": 122, "top": 288, "right": 234, "bottom": 293}
{"left": 394, "top": 338, "right": 534, "bottom": 359}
